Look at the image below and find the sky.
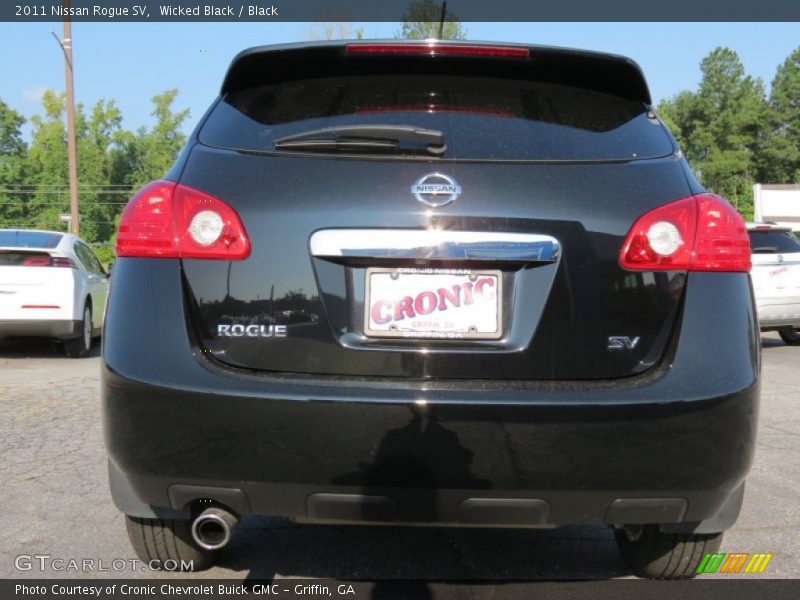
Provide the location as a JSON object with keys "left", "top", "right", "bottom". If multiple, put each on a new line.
{"left": 1, "top": 21, "right": 798, "bottom": 139}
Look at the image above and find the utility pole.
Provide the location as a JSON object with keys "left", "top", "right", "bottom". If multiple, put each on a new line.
{"left": 52, "top": 0, "right": 79, "bottom": 234}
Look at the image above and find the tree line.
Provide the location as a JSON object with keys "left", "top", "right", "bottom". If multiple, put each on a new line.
{"left": 0, "top": 89, "right": 188, "bottom": 262}
{"left": 658, "top": 46, "right": 800, "bottom": 219}
{"left": 0, "top": 41, "right": 798, "bottom": 262}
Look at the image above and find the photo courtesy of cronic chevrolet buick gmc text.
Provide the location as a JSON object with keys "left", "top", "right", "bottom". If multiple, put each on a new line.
{"left": 102, "top": 41, "right": 759, "bottom": 579}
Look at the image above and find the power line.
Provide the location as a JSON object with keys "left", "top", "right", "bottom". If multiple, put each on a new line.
{"left": 1, "top": 191, "right": 131, "bottom": 196}
{"left": 0, "top": 220, "right": 120, "bottom": 225}
{"left": 0, "top": 201, "right": 128, "bottom": 205}
{"left": 2, "top": 183, "right": 136, "bottom": 187}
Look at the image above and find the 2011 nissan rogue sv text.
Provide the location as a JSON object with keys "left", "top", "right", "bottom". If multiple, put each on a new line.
{"left": 102, "top": 41, "right": 759, "bottom": 579}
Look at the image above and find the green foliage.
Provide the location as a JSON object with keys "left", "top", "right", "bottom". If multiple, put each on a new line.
{"left": 127, "top": 89, "right": 190, "bottom": 186}
{"left": 397, "top": 0, "right": 466, "bottom": 40}
{"left": 92, "top": 244, "right": 116, "bottom": 268}
{"left": 0, "top": 89, "right": 188, "bottom": 244}
{"left": 0, "top": 99, "right": 28, "bottom": 226}
{"left": 25, "top": 90, "right": 70, "bottom": 231}
{"left": 659, "top": 46, "right": 800, "bottom": 221}
{"left": 760, "top": 48, "right": 800, "bottom": 183}
{"left": 657, "top": 47, "right": 770, "bottom": 220}
{"left": 76, "top": 99, "right": 128, "bottom": 242}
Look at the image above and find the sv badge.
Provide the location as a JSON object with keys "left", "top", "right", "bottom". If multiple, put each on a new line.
{"left": 608, "top": 336, "right": 640, "bottom": 351}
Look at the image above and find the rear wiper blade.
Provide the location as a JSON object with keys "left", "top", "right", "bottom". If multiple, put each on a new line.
{"left": 274, "top": 125, "right": 446, "bottom": 156}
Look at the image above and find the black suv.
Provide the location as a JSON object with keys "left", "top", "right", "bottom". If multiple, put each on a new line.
{"left": 103, "top": 41, "right": 758, "bottom": 579}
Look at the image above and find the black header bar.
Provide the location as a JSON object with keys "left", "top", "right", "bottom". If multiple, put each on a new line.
{"left": 3, "top": 0, "right": 800, "bottom": 22}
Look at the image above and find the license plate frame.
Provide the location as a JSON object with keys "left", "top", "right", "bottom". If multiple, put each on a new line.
{"left": 364, "top": 267, "right": 503, "bottom": 340}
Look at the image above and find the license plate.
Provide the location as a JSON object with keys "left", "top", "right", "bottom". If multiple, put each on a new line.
{"left": 365, "top": 268, "right": 502, "bottom": 339}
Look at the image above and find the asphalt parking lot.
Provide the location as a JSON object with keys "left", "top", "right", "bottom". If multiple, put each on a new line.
{"left": 1, "top": 334, "right": 798, "bottom": 581}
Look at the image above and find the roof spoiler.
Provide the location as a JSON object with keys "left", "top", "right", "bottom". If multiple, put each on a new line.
{"left": 220, "top": 40, "right": 653, "bottom": 105}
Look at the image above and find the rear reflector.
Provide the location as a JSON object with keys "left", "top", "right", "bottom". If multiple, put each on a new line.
{"left": 620, "top": 193, "right": 751, "bottom": 272}
{"left": 346, "top": 43, "right": 529, "bottom": 59}
{"left": 115, "top": 181, "right": 250, "bottom": 260}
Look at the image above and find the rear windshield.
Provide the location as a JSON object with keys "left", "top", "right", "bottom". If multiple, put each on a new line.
{"left": 199, "top": 75, "right": 674, "bottom": 161}
{"left": 748, "top": 230, "right": 800, "bottom": 254}
{"left": 0, "top": 231, "right": 62, "bottom": 249}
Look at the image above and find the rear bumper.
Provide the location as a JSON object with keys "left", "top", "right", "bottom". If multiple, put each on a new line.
{"left": 105, "top": 371, "right": 756, "bottom": 531}
{"left": 756, "top": 296, "right": 800, "bottom": 328}
{"left": 102, "top": 259, "right": 760, "bottom": 532}
{"left": 0, "top": 319, "right": 81, "bottom": 340}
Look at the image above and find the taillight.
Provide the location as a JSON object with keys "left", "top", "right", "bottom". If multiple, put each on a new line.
{"left": 346, "top": 43, "right": 529, "bottom": 59}
{"left": 23, "top": 256, "right": 53, "bottom": 267}
{"left": 619, "top": 193, "right": 751, "bottom": 272}
{"left": 21, "top": 256, "right": 75, "bottom": 268}
{"left": 115, "top": 181, "right": 250, "bottom": 260}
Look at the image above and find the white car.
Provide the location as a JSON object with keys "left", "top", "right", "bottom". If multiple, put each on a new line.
{"left": 748, "top": 223, "right": 800, "bottom": 345}
{"left": 0, "top": 229, "right": 109, "bottom": 357}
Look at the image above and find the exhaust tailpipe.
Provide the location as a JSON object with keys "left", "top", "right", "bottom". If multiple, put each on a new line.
{"left": 191, "top": 507, "right": 238, "bottom": 551}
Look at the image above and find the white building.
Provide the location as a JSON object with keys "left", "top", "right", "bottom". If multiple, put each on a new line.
{"left": 754, "top": 184, "right": 800, "bottom": 231}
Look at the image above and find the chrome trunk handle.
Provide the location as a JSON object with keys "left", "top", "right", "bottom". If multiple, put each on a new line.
{"left": 309, "top": 229, "right": 560, "bottom": 263}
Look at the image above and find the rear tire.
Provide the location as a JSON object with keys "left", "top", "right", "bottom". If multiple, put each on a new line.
{"left": 63, "top": 304, "right": 92, "bottom": 358}
{"left": 778, "top": 326, "right": 800, "bottom": 346}
{"left": 614, "top": 525, "right": 722, "bottom": 579}
{"left": 125, "top": 516, "right": 214, "bottom": 571}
